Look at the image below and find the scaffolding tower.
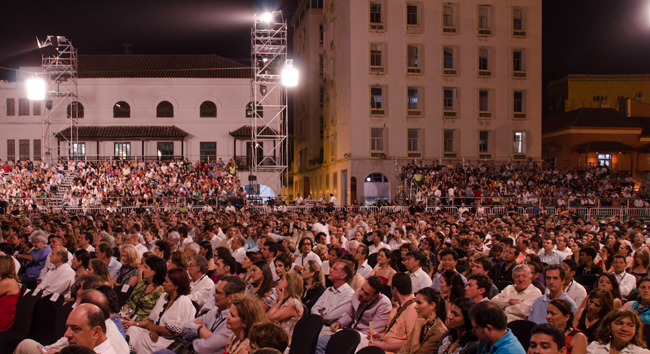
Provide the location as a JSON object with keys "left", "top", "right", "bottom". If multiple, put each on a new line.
{"left": 249, "top": 12, "right": 289, "bottom": 202}
{"left": 39, "top": 35, "right": 79, "bottom": 164}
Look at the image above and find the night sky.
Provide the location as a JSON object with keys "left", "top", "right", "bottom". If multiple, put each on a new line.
{"left": 2, "top": 0, "right": 650, "bottom": 91}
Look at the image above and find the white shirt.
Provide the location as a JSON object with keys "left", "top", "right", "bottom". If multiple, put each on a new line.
{"left": 93, "top": 338, "right": 117, "bottom": 354}
{"left": 189, "top": 275, "right": 215, "bottom": 309}
{"left": 564, "top": 279, "right": 588, "bottom": 308}
{"left": 225, "top": 205, "right": 236, "bottom": 212}
{"left": 293, "top": 251, "right": 322, "bottom": 267}
{"left": 368, "top": 242, "right": 388, "bottom": 254}
{"left": 39, "top": 250, "right": 73, "bottom": 280}
{"left": 311, "top": 283, "right": 355, "bottom": 323}
{"left": 357, "top": 260, "right": 373, "bottom": 278}
{"left": 48, "top": 318, "right": 129, "bottom": 354}
{"left": 615, "top": 271, "right": 636, "bottom": 300}
{"left": 12, "top": 256, "right": 20, "bottom": 277}
{"left": 330, "top": 196, "right": 340, "bottom": 206}
{"left": 231, "top": 247, "right": 246, "bottom": 263}
{"left": 134, "top": 244, "right": 147, "bottom": 257}
{"left": 408, "top": 267, "right": 432, "bottom": 293}
{"left": 311, "top": 222, "right": 331, "bottom": 244}
{"left": 36, "top": 263, "right": 76, "bottom": 298}
{"left": 491, "top": 284, "right": 543, "bottom": 323}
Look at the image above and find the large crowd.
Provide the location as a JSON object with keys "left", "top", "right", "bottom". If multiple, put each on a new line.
{"left": 0, "top": 160, "right": 650, "bottom": 354}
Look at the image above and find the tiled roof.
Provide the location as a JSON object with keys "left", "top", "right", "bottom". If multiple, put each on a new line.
{"left": 543, "top": 108, "right": 636, "bottom": 134}
{"left": 574, "top": 141, "right": 635, "bottom": 153}
{"left": 229, "top": 125, "right": 279, "bottom": 138}
{"left": 78, "top": 54, "right": 251, "bottom": 79}
{"left": 55, "top": 125, "right": 188, "bottom": 140}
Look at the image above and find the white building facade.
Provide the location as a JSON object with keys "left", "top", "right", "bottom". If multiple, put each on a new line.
{"left": 0, "top": 54, "right": 284, "bottom": 196}
{"left": 291, "top": 0, "right": 542, "bottom": 204}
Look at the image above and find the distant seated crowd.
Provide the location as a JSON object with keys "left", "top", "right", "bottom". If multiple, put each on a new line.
{"left": 2, "top": 203, "right": 650, "bottom": 353}
{"left": 401, "top": 160, "right": 648, "bottom": 208}
{"left": 0, "top": 157, "right": 245, "bottom": 210}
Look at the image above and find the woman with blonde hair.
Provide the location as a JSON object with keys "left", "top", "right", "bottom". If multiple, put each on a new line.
{"left": 89, "top": 258, "right": 113, "bottom": 288}
{"left": 225, "top": 294, "right": 268, "bottom": 354}
{"left": 301, "top": 259, "right": 326, "bottom": 312}
{"left": 282, "top": 237, "right": 296, "bottom": 255}
{"left": 114, "top": 244, "right": 140, "bottom": 287}
{"left": 586, "top": 309, "right": 650, "bottom": 354}
{"left": 0, "top": 255, "right": 20, "bottom": 332}
{"left": 167, "top": 250, "right": 189, "bottom": 270}
{"left": 267, "top": 271, "right": 304, "bottom": 342}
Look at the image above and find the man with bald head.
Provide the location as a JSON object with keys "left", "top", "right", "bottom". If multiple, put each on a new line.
{"left": 14, "top": 290, "right": 129, "bottom": 354}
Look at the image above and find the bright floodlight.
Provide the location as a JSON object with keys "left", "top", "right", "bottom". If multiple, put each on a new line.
{"left": 282, "top": 60, "right": 298, "bottom": 87}
{"left": 27, "top": 78, "right": 46, "bottom": 100}
{"left": 261, "top": 12, "right": 273, "bottom": 23}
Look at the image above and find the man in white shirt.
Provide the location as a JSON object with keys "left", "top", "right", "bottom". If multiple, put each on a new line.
{"left": 293, "top": 238, "right": 322, "bottom": 272}
{"left": 612, "top": 255, "right": 636, "bottom": 300}
{"left": 311, "top": 260, "right": 355, "bottom": 327}
{"left": 354, "top": 245, "right": 373, "bottom": 278}
{"left": 78, "top": 232, "right": 96, "bottom": 253}
{"left": 35, "top": 246, "right": 76, "bottom": 298}
{"left": 188, "top": 255, "right": 215, "bottom": 309}
{"left": 38, "top": 234, "right": 72, "bottom": 281}
{"left": 538, "top": 238, "right": 564, "bottom": 265}
{"left": 310, "top": 214, "right": 331, "bottom": 244}
{"left": 404, "top": 250, "right": 432, "bottom": 292}
{"left": 295, "top": 193, "right": 304, "bottom": 205}
{"left": 554, "top": 235, "right": 573, "bottom": 259}
{"left": 560, "top": 259, "right": 588, "bottom": 308}
{"left": 368, "top": 230, "right": 388, "bottom": 254}
{"left": 203, "top": 224, "right": 222, "bottom": 252}
{"left": 230, "top": 235, "right": 246, "bottom": 263}
{"left": 329, "top": 193, "right": 340, "bottom": 207}
{"left": 491, "top": 264, "right": 542, "bottom": 323}
{"left": 128, "top": 234, "right": 147, "bottom": 257}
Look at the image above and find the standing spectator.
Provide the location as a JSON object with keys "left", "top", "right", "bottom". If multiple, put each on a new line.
{"left": 469, "top": 301, "right": 526, "bottom": 354}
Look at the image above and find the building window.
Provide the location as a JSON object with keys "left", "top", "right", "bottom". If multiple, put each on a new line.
{"left": 157, "top": 101, "right": 174, "bottom": 118}
{"left": 7, "top": 140, "right": 15, "bottom": 161}
{"left": 320, "top": 87, "right": 325, "bottom": 107}
{"left": 513, "top": 132, "right": 526, "bottom": 154}
{"left": 443, "top": 130, "right": 455, "bottom": 153}
{"left": 407, "top": 87, "right": 422, "bottom": 116}
{"left": 443, "top": 88, "right": 457, "bottom": 117}
{"left": 113, "top": 101, "right": 130, "bottom": 118}
{"left": 479, "top": 131, "right": 490, "bottom": 153}
{"left": 598, "top": 154, "right": 611, "bottom": 167}
{"left": 319, "top": 24, "right": 324, "bottom": 45}
{"left": 157, "top": 142, "right": 174, "bottom": 159}
{"left": 479, "top": 90, "right": 491, "bottom": 118}
{"left": 71, "top": 143, "right": 86, "bottom": 157}
{"left": 442, "top": 3, "right": 457, "bottom": 33}
{"left": 67, "top": 101, "right": 84, "bottom": 118}
{"left": 443, "top": 46, "right": 457, "bottom": 75}
{"left": 328, "top": 20, "right": 336, "bottom": 48}
{"left": 407, "top": 129, "right": 420, "bottom": 155}
{"left": 514, "top": 90, "right": 527, "bottom": 119}
{"left": 512, "top": 50, "right": 526, "bottom": 78}
{"left": 370, "top": 128, "right": 384, "bottom": 152}
{"left": 33, "top": 101, "right": 41, "bottom": 116}
{"left": 33, "top": 139, "right": 41, "bottom": 161}
{"left": 478, "top": 48, "right": 491, "bottom": 77}
{"left": 407, "top": 45, "right": 422, "bottom": 74}
{"left": 370, "top": 86, "right": 385, "bottom": 115}
{"left": 19, "top": 139, "right": 29, "bottom": 161}
{"left": 370, "top": 1, "right": 384, "bottom": 30}
{"left": 370, "top": 43, "right": 385, "bottom": 73}
{"left": 406, "top": 2, "right": 421, "bottom": 32}
{"left": 6, "top": 99, "right": 15, "bottom": 116}
{"left": 513, "top": 7, "right": 526, "bottom": 36}
{"left": 200, "top": 101, "right": 217, "bottom": 117}
{"left": 19, "top": 99, "right": 30, "bottom": 116}
{"left": 114, "top": 142, "right": 131, "bottom": 159}
{"left": 246, "top": 102, "right": 263, "bottom": 118}
{"left": 319, "top": 55, "right": 324, "bottom": 76}
{"left": 477, "top": 5, "right": 492, "bottom": 35}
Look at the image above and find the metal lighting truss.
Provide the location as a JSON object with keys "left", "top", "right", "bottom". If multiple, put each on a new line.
{"left": 39, "top": 35, "right": 78, "bottom": 164}
{"left": 250, "top": 11, "right": 289, "bottom": 201}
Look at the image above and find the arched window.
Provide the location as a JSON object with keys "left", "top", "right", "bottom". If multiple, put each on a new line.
{"left": 67, "top": 101, "right": 84, "bottom": 118}
{"left": 113, "top": 101, "right": 130, "bottom": 118}
{"left": 157, "top": 101, "right": 174, "bottom": 118}
{"left": 200, "top": 101, "right": 217, "bottom": 117}
{"left": 246, "top": 102, "right": 263, "bottom": 118}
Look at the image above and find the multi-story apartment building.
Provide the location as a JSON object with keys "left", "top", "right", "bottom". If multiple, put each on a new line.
{"left": 291, "top": 0, "right": 542, "bottom": 204}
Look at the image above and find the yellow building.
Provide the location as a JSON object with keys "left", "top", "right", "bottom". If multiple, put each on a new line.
{"left": 547, "top": 74, "right": 650, "bottom": 116}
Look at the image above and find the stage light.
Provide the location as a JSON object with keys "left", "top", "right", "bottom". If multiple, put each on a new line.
{"left": 260, "top": 84, "right": 267, "bottom": 95}
{"left": 27, "top": 78, "right": 46, "bottom": 100}
{"left": 282, "top": 60, "right": 298, "bottom": 87}
{"left": 261, "top": 12, "right": 273, "bottom": 23}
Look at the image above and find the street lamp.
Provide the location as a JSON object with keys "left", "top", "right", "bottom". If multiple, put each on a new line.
{"left": 282, "top": 60, "right": 298, "bottom": 87}
{"left": 27, "top": 78, "right": 46, "bottom": 100}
